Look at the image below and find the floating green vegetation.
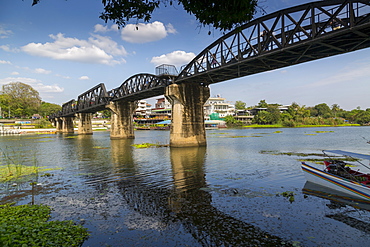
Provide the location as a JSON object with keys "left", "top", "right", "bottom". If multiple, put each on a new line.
{"left": 0, "top": 164, "right": 55, "bottom": 183}
{"left": 273, "top": 131, "right": 282, "bottom": 133}
{"left": 24, "top": 136, "right": 53, "bottom": 140}
{"left": 314, "top": 131, "right": 334, "bottom": 133}
{"left": 132, "top": 143, "right": 169, "bottom": 148}
{"left": 305, "top": 134, "right": 317, "bottom": 135}
{"left": 260, "top": 151, "right": 358, "bottom": 162}
{"left": 0, "top": 203, "right": 89, "bottom": 246}
{"left": 277, "top": 191, "right": 296, "bottom": 203}
{"left": 65, "top": 136, "right": 78, "bottom": 139}
{"left": 92, "top": 146, "right": 109, "bottom": 149}
{"left": 260, "top": 150, "right": 325, "bottom": 157}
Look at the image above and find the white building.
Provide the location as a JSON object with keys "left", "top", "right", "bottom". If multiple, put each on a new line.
{"left": 135, "top": 100, "right": 152, "bottom": 116}
{"left": 204, "top": 96, "right": 235, "bottom": 118}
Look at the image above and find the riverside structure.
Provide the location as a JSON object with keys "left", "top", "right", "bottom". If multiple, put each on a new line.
{"left": 49, "top": 0, "right": 370, "bottom": 147}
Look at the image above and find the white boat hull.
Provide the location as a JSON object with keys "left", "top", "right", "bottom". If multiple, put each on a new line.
{"left": 301, "top": 162, "right": 370, "bottom": 201}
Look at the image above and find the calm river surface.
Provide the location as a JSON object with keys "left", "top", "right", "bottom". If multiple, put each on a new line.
{"left": 1, "top": 127, "right": 370, "bottom": 246}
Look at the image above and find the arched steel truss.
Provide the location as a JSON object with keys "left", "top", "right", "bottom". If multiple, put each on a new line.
{"left": 176, "top": 0, "right": 370, "bottom": 84}
{"left": 110, "top": 73, "right": 173, "bottom": 102}
{"left": 50, "top": 0, "right": 370, "bottom": 119}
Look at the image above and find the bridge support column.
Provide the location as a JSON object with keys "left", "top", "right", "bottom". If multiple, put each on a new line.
{"left": 77, "top": 113, "right": 93, "bottom": 135}
{"left": 55, "top": 118, "right": 63, "bottom": 132}
{"left": 165, "top": 83, "right": 210, "bottom": 147}
{"left": 61, "top": 117, "right": 74, "bottom": 134}
{"left": 107, "top": 101, "right": 137, "bottom": 139}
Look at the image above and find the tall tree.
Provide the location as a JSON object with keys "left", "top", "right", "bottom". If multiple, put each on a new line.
{"left": 235, "top": 100, "right": 246, "bottom": 110}
{"left": 331, "top": 104, "right": 341, "bottom": 118}
{"left": 313, "top": 103, "right": 332, "bottom": 118}
{"left": 2, "top": 82, "right": 41, "bottom": 117}
{"left": 31, "top": 0, "right": 258, "bottom": 31}
{"left": 256, "top": 99, "right": 268, "bottom": 108}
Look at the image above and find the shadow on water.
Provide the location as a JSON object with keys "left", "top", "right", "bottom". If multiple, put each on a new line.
{"left": 102, "top": 146, "right": 292, "bottom": 246}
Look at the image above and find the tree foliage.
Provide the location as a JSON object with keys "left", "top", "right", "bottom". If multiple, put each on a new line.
{"left": 31, "top": 0, "right": 258, "bottom": 31}
{"left": 0, "top": 82, "right": 61, "bottom": 119}
{"left": 235, "top": 100, "right": 246, "bottom": 110}
{"left": 2, "top": 82, "right": 41, "bottom": 117}
{"left": 39, "top": 102, "right": 62, "bottom": 118}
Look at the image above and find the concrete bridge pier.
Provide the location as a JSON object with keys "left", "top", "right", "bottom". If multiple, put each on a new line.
{"left": 54, "top": 118, "right": 63, "bottom": 132}
{"left": 77, "top": 113, "right": 93, "bottom": 135}
{"left": 106, "top": 101, "right": 137, "bottom": 139}
{"left": 61, "top": 117, "right": 74, "bottom": 134}
{"left": 165, "top": 83, "right": 210, "bottom": 147}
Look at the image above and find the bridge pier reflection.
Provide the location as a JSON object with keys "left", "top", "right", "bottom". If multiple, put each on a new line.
{"left": 106, "top": 101, "right": 137, "bottom": 139}
{"left": 165, "top": 83, "right": 210, "bottom": 147}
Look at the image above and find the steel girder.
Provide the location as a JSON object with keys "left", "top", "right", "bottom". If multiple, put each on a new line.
{"left": 76, "top": 83, "right": 110, "bottom": 113}
{"left": 60, "top": 99, "right": 77, "bottom": 117}
{"left": 110, "top": 74, "right": 173, "bottom": 102}
{"left": 176, "top": 0, "right": 370, "bottom": 85}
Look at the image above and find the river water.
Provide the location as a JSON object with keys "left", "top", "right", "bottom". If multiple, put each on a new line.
{"left": 1, "top": 127, "right": 370, "bottom": 246}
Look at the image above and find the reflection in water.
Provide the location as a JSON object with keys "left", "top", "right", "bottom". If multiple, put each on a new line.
{"left": 114, "top": 146, "right": 290, "bottom": 246}
{"left": 110, "top": 139, "right": 135, "bottom": 167}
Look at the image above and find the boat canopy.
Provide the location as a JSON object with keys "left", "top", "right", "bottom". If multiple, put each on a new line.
{"left": 324, "top": 150, "right": 370, "bottom": 161}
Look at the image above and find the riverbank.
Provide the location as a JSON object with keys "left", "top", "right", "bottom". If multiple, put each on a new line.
{"left": 243, "top": 123, "right": 361, "bottom": 128}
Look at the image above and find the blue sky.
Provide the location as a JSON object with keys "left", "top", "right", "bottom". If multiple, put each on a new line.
{"left": 1, "top": 0, "right": 370, "bottom": 110}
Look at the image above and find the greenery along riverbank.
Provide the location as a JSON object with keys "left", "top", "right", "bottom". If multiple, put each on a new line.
{"left": 226, "top": 100, "right": 370, "bottom": 127}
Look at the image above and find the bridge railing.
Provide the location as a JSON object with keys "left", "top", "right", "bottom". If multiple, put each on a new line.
{"left": 177, "top": 0, "right": 370, "bottom": 81}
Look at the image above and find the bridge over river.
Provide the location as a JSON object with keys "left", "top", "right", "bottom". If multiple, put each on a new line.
{"left": 49, "top": 0, "right": 370, "bottom": 147}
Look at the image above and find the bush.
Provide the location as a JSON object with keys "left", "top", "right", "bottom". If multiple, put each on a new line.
{"left": 34, "top": 119, "right": 53, "bottom": 128}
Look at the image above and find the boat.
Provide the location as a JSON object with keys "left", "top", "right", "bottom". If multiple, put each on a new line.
{"left": 301, "top": 150, "right": 370, "bottom": 201}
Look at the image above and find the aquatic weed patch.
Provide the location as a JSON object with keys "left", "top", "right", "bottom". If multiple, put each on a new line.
{"left": 92, "top": 146, "right": 109, "bottom": 149}
{"left": 0, "top": 203, "right": 89, "bottom": 246}
{"left": 260, "top": 150, "right": 358, "bottom": 163}
{"left": 132, "top": 143, "right": 169, "bottom": 148}
{"left": 259, "top": 151, "right": 325, "bottom": 157}
{"left": 0, "top": 164, "right": 53, "bottom": 182}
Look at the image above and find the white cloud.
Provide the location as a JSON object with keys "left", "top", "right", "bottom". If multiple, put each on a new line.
{"left": 120, "top": 21, "right": 176, "bottom": 43}
{"left": 0, "top": 45, "right": 19, "bottom": 52}
{"left": 0, "top": 60, "right": 12, "bottom": 65}
{"left": 79, "top": 76, "right": 90, "bottom": 80}
{"left": 11, "top": 71, "right": 19, "bottom": 75}
{"left": 0, "top": 26, "right": 12, "bottom": 39}
{"left": 94, "top": 24, "right": 119, "bottom": 33}
{"left": 21, "top": 33, "right": 127, "bottom": 65}
{"left": 0, "top": 77, "right": 64, "bottom": 93}
{"left": 34, "top": 68, "right": 52, "bottom": 74}
{"left": 151, "top": 50, "right": 196, "bottom": 67}
{"left": 55, "top": 74, "right": 71, "bottom": 79}
{"left": 166, "top": 23, "right": 177, "bottom": 34}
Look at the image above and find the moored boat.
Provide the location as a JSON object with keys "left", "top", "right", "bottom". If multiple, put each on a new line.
{"left": 301, "top": 150, "right": 370, "bottom": 201}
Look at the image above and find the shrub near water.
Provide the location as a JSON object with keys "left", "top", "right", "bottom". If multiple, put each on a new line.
{"left": 0, "top": 203, "right": 89, "bottom": 246}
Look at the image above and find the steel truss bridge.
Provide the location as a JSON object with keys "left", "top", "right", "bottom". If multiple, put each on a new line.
{"left": 50, "top": 0, "right": 370, "bottom": 119}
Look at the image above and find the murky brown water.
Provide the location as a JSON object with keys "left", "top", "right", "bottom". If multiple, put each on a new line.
{"left": 1, "top": 127, "right": 370, "bottom": 246}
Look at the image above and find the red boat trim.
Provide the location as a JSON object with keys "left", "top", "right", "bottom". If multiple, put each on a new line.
{"left": 302, "top": 162, "right": 370, "bottom": 200}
